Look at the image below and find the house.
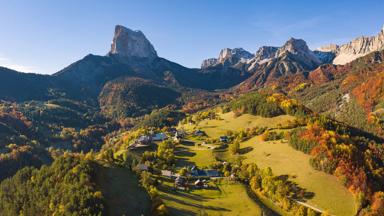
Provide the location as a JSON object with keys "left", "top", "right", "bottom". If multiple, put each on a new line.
{"left": 194, "top": 179, "right": 204, "bottom": 187}
{"left": 167, "top": 127, "right": 178, "bottom": 136}
{"left": 136, "top": 164, "right": 149, "bottom": 171}
{"left": 152, "top": 132, "right": 168, "bottom": 141}
{"left": 194, "top": 129, "right": 205, "bottom": 136}
{"left": 175, "top": 176, "right": 188, "bottom": 190}
{"left": 137, "top": 135, "right": 152, "bottom": 145}
{"left": 128, "top": 135, "right": 152, "bottom": 150}
{"left": 194, "top": 179, "right": 210, "bottom": 189}
{"left": 205, "top": 170, "right": 220, "bottom": 177}
{"left": 191, "top": 167, "right": 221, "bottom": 178}
{"left": 191, "top": 169, "right": 207, "bottom": 177}
{"left": 219, "top": 136, "right": 229, "bottom": 143}
{"left": 174, "top": 130, "right": 185, "bottom": 139}
{"left": 161, "top": 170, "right": 179, "bottom": 178}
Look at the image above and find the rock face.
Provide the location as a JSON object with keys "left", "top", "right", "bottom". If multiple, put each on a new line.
{"left": 317, "top": 44, "right": 339, "bottom": 53}
{"left": 254, "top": 46, "right": 278, "bottom": 63}
{"left": 313, "top": 50, "right": 336, "bottom": 64}
{"left": 201, "top": 48, "right": 254, "bottom": 68}
{"left": 318, "top": 26, "right": 384, "bottom": 65}
{"left": 201, "top": 58, "right": 218, "bottom": 69}
{"left": 246, "top": 46, "right": 278, "bottom": 71}
{"left": 108, "top": 25, "right": 157, "bottom": 59}
{"left": 237, "top": 38, "right": 323, "bottom": 91}
{"left": 275, "top": 38, "right": 321, "bottom": 66}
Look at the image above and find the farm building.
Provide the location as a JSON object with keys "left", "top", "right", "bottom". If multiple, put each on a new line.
{"left": 190, "top": 166, "right": 220, "bottom": 178}
{"left": 152, "top": 132, "right": 168, "bottom": 141}
{"left": 219, "top": 136, "right": 229, "bottom": 143}
{"left": 194, "top": 129, "right": 205, "bottom": 136}
{"left": 128, "top": 135, "right": 152, "bottom": 149}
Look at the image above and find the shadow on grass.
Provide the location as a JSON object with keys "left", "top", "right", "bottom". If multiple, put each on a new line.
{"left": 160, "top": 193, "right": 231, "bottom": 212}
{"left": 239, "top": 146, "right": 253, "bottom": 154}
{"left": 167, "top": 206, "right": 195, "bottom": 216}
{"left": 276, "top": 174, "right": 315, "bottom": 201}
{"left": 175, "top": 158, "right": 196, "bottom": 167}
{"left": 175, "top": 149, "right": 196, "bottom": 157}
{"left": 159, "top": 185, "right": 205, "bottom": 201}
{"left": 180, "top": 140, "right": 195, "bottom": 146}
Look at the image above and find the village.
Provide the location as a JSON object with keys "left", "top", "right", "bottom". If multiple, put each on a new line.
{"left": 129, "top": 127, "right": 231, "bottom": 191}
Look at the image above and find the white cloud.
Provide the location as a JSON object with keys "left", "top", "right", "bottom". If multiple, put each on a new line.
{"left": 0, "top": 54, "right": 37, "bottom": 73}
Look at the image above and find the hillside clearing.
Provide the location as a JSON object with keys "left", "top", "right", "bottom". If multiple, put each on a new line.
{"left": 240, "top": 136, "right": 356, "bottom": 216}
{"left": 181, "top": 112, "right": 295, "bottom": 138}
{"left": 94, "top": 165, "right": 151, "bottom": 216}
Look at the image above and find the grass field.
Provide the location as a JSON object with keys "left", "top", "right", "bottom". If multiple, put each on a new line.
{"left": 159, "top": 178, "right": 269, "bottom": 216}
{"left": 180, "top": 112, "right": 295, "bottom": 138}
{"left": 240, "top": 136, "right": 356, "bottom": 216}
{"left": 178, "top": 112, "right": 356, "bottom": 216}
{"left": 175, "top": 139, "right": 216, "bottom": 168}
{"left": 95, "top": 165, "right": 151, "bottom": 216}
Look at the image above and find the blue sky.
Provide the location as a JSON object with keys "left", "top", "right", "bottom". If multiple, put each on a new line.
{"left": 0, "top": 0, "right": 383, "bottom": 74}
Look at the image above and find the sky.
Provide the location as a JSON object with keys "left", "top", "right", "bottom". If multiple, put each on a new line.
{"left": 0, "top": 0, "right": 383, "bottom": 74}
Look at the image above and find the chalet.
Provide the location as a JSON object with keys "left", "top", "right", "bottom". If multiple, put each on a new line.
{"left": 152, "top": 132, "right": 168, "bottom": 141}
{"left": 190, "top": 166, "right": 220, "bottom": 178}
{"left": 137, "top": 135, "right": 152, "bottom": 145}
{"left": 136, "top": 164, "right": 149, "bottom": 171}
{"left": 194, "top": 179, "right": 209, "bottom": 188}
{"left": 161, "top": 170, "right": 179, "bottom": 178}
{"left": 205, "top": 170, "right": 220, "bottom": 177}
{"left": 174, "top": 176, "right": 188, "bottom": 190}
{"left": 167, "top": 127, "right": 178, "bottom": 136}
{"left": 194, "top": 129, "right": 205, "bottom": 136}
{"left": 128, "top": 135, "right": 152, "bottom": 149}
{"left": 219, "top": 136, "right": 229, "bottom": 143}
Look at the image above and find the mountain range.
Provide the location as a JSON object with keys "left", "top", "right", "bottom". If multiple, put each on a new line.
{"left": 1, "top": 24, "right": 384, "bottom": 119}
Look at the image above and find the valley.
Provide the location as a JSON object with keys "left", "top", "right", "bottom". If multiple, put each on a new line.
{"left": 0, "top": 10, "right": 384, "bottom": 215}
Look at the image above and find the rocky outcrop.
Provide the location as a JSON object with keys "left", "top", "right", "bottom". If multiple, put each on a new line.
{"left": 314, "top": 50, "right": 336, "bottom": 64}
{"left": 201, "top": 58, "right": 218, "bottom": 69}
{"left": 201, "top": 48, "right": 254, "bottom": 68}
{"left": 246, "top": 46, "right": 278, "bottom": 71}
{"left": 254, "top": 46, "right": 278, "bottom": 63}
{"left": 275, "top": 38, "right": 321, "bottom": 66}
{"left": 318, "top": 26, "right": 384, "bottom": 65}
{"left": 108, "top": 25, "right": 157, "bottom": 59}
{"left": 237, "top": 38, "right": 322, "bottom": 91}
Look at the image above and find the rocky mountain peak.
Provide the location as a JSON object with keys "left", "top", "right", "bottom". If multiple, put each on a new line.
{"left": 276, "top": 38, "right": 321, "bottom": 65}
{"left": 108, "top": 25, "right": 157, "bottom": 59}
{"left": 277, "top": 38, "right": 311, "bottom": 56}
{"left": 317, "top": 44, "right": 339, "bottom": 53}
{"left": 328, "top": 25, "right": 384, "bottom": 65}
{"left": 217, "top": 48, "right": 254, "bottom": 63}
{"left": 201, "top": 47, "right": 253, "bottom": 69}
{"left": 254, "top": 46, "right": 278, "bottom": 63}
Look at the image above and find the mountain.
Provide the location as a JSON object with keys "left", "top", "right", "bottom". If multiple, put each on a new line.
{"left": 237, "top": 38, "right": 322, "bottom": 91}
{"left": 281, "top": 50, "right": 384, "bottom": 136}
{"left": 246, "top": 46, "right": 278, "bottom": 70}
{"left": 317, "top": 25, "right": 384, "bottom": 65}
{"left": 0, "top": 67, "right": 57, "bottom": 101}
{"left": 108, "top": 25, "right": 157, "bottom": 59}
{"left": 99, "top": 77, "right": 181, "bottom": 118}
{"left": 2, "top": 24, "right": 384, "bottom": 118}
{"left": 201, "top": 48, "right": 254, "bottom": 69}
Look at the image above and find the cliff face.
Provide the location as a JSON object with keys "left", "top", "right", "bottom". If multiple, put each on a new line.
{"left": 108, "top": 25, "right": 157, "bottom": 59}
{"left": 201, "top": 48, "right": 254, "bottom": 69}
{"left": 318, "top": 26, "right": 384, "bottom": 65}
